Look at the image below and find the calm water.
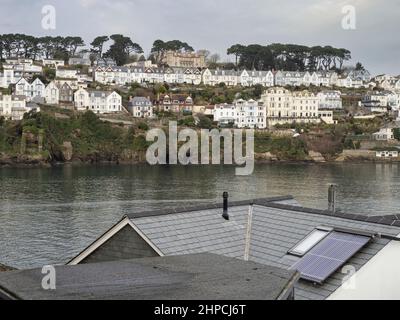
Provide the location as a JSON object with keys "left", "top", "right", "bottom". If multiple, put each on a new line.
{"left": 1, "top": 163, "right": 400, "bottom": 269}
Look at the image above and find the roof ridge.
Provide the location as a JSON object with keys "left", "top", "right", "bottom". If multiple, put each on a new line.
{"left": 125, "top": 196, "right": 294, "bottom": 219}
{"left": 259, "top": 202, "right": 400, "bottom": 227}
{"left": 126, "top": 196, "right": 400, "bottom": 227}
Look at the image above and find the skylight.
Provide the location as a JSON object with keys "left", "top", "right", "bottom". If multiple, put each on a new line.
{"left": 288, "top": 228, "right": 330, "bottom": 257}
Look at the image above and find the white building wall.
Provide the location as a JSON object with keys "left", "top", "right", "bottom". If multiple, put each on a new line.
{"left": 328, "top": 237, "right": 400, "bottom": 300}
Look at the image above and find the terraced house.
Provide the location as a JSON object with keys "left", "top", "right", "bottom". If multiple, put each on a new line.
{"left": 202, "top": 69, "right": 238, "bottom": 86}
{"left": 238, "top": 70, "right": 275, "bottom": 87}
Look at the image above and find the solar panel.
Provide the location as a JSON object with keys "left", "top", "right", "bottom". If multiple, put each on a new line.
{"left": 291, "top": 231, "right": 370, "bottom": 284}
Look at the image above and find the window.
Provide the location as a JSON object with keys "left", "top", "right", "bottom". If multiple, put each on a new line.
{"left": 288, "top": 228, "right": 330, "bottom": 257}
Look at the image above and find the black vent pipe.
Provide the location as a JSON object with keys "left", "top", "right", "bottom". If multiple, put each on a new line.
{"left": 222, "top": 192, "right": 229, "bottom": 220}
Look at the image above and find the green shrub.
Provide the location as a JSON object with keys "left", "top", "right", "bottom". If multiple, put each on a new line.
{"left": 138, "top": 122, "right": 149, "bottom": 131}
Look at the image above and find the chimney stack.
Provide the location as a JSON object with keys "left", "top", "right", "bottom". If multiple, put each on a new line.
{"left": 222, "top": 192, "right": 229, "bottom": 220}
{"left": 328, "top": 184, "right": 337, "bottom": 213}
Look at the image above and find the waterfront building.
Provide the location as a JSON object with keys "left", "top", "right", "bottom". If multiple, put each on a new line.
{"left": 261, "top": 88, "right": 320, "bottom": 127}
{"left": 213, "top": 99, "right": 267, "bottom": 129}
{"left": 376, "top": 151, "right": 399, "bottom": 158}
{"left": 372, "top": 128, "right": 395, "bottom": 141}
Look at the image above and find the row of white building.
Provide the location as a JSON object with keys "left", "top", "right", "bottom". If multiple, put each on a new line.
{"left": 213, "top": 88, "right": 337, "bottom": 129}
{"left": 94, "top": 66, "right": 374, "bottom": 89}
{"left": 10, "top": 75, "right": 121, "bottom": 113}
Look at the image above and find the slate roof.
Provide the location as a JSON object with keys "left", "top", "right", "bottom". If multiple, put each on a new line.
{"left": 128, "top": 97, "right": 152, "bottom": 107}
{"left": 121, "top": 196, "right": 400, "bottom": 300}
{"left": 211, "top": 69, "right": 238, "bottom": 76}
{"left": 87, "top": 90, "right": 114, "bottom": 98}
{"left": 0, "top": 254, "right": 298, "bottom": 300}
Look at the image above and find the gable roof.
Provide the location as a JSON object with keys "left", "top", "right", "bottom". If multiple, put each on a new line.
{"left": 68, "top": 196, "right": 400, "bottom": 300}
{"left": 0, "top": 254, "right": 298, "bottom": 300}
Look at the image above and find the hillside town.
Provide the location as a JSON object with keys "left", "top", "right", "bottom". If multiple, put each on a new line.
{"left": 1, "top": 55, "right": 400, "bottom": 120}
{"left": 1, "top": 36, "right": 400, "bottom": 164}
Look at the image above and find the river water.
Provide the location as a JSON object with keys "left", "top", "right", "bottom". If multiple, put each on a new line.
{"left": 1, "top": 163, "right": 399, "bottom": 269}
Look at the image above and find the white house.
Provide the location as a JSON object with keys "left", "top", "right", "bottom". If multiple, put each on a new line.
{"left": 213, "top": 103, "right": 237, "bottom": 126}
{"left": 239, "top": 70, "right": 274, "bottom": 87}
{"left": 213, "top": 99, "right": 267, "bottom": 129}
{"left": 15, "top": 78, "right": 45, "bottom": 102}
{"left": 311, "top": 71, "right": 339, "bottom": 87}
{"left": 74, "top": 88, "right": 122, "bottom": 114}
{"left": 362, "top": 91, "right": 393, "bottom": 109}
{"left": 275, "top": 71, "right": 313, "bottom": 87}
{"left": 44, "top": 81, "right": 60, "bottom": 105}
{"left": 56, "top": 67, "right": 80, "bottom": 80}
{"left": 0, "top": 94, "right": 36, "bottom": 120}
{"left": 3, "top": 59, "right": 42, "bottom": 75}
{"left": 235, "top": 99, "right": 267, "bottom": 129}
{"left": 317, "top": 90, "right": 343, "bottom": 109}
{"left": 0, "top": 65, "right": 23, "bottom": 88}
{"left": 202, "top": 69, "right": 238, "bottom": 86}
{"left": 375, "top": 151, "right": 399, "bottom": 158}
{"left": 42, "top": 59, "right": 65, "bottom": 68}
{"left": 127, "top": 97, "right": 154, "bottom": 118}
{"left": 372, "top": 128, "right": 395, "bottom": 141}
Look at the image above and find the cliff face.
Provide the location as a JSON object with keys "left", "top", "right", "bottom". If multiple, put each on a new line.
{"left": 0, "top": 110, "right": 150, "bottom": 167}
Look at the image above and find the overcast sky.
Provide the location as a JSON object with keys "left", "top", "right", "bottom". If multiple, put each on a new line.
{"left": 1, "top": 0, "right": 399, "bottom": 75}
